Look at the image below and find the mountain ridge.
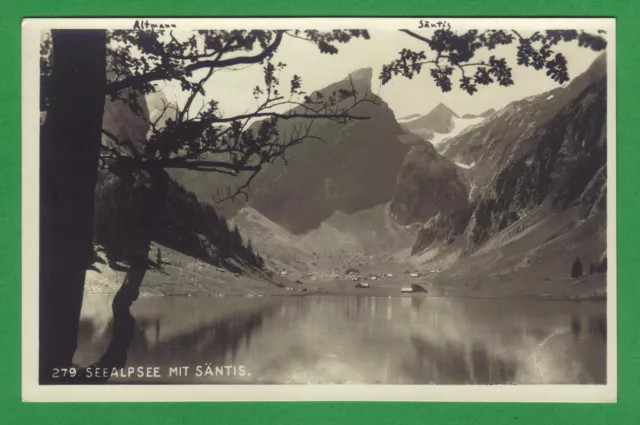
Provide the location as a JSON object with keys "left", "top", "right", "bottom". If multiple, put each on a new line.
{"left": 246, "top": 75, "right": 411, "bottom": 233}
{"left": 409, "top": 53, "right": 608, "bottom": 279}
{"left": 401, "top": 102, "right": 459, "bottom": 137}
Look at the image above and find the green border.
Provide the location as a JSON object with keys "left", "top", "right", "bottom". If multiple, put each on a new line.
{"left": 2, "top": 0, "right": 638, "bottom": 423}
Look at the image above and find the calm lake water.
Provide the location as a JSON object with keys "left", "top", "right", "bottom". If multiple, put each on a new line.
{"left": 74, "top": 295, "right": 606, "bottom": 385}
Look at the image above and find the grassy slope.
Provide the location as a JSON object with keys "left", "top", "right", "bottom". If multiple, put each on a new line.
{"left": 429, "top": 204, "right": 607, "bottom": 299}
{"left": 85, "top": 241, "right": 286, "bottom": 296}
{"left": 84, "top": 204, "right": 607, "bottom": 300}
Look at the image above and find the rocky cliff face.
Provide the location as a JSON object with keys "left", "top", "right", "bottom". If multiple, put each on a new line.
{"left": 390, "top": 143, "right": 469, "bottom": 226}
{"left": 414, "top": 55, "right": 607, "bottom": 252}
{"left": 409, "top": 54, "right": 607, "bottom": 255}
{"left": 409, "top": 207, "right": 473, "bottom": 255}
{"left": 241, "top": 68, "right": 414, "bottom": 234}
{"left": 102, "top": 94, "right": 150, "bottom": 152}
{"left": 442, "top": 53, "right": 606, "bottom": 200}
{"left": 160, "top": 68, "right": 421, "bottom": 232}
{"left": 463, "top": 74, "right": 607, "bottom": 248}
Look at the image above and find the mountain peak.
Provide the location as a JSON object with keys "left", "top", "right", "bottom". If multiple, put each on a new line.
{"left": 316, "top": 67, "right": 373, "bottom": 98}
{"left": 400, "top": 102, "right": 460, "bottom": 137}
{"left": 349, "top": 67, "right": 373, "bottom": 81}
{"left": 345, "top": 67, "right": 373, "bottom": 93}
{"left": 563, "top": 52, "right": 606, "bottom": 95}
{"left": 587, "top": 52, "right": 606, "bottom": 79}
{"left": 430, "top": 102, "right": 459, "bottom": 118}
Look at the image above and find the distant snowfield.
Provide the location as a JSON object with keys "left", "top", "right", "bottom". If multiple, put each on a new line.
{"left": 429, "top": 116, "right": 485, "bottom": 146}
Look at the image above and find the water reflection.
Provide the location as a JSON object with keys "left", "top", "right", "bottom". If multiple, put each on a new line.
{"left": 403, "top": 336, "right": 518, "bottom": 384}
{"left": 75, "top": 295, "right": 606, "bottom": 385}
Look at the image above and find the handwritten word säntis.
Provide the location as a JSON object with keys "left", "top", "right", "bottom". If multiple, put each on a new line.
{"left": 418, "top": 20, "right": 452, "bottom": 30}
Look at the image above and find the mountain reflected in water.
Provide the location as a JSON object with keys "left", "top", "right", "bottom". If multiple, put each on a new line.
{"left": 74, "top": 295, "right": 606, "bottom": 385}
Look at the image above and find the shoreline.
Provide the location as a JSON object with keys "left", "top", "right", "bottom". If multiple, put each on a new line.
{"left": 84, "top": 243, "right": 606, "bottom": 302}
{"left": 84, "top": 286, "right": 607, "bottom": 302}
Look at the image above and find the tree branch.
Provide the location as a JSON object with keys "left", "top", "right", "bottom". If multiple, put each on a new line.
{"left": 107, "top": 31, "right": 285, "bottom": 96}
{"left": 511, "top": 30, "right": 525, "bottom": 41}
{"left": 101, "top": 129, "right": 141, "bottom": 159}
{"left": 400, "top": 29, "right": 434, "bottom": 48}
{"left": 162, "top": 159, "right": 259, "bottom": 172}
{"left": 213, "top": 166, "right": 262, "bottom": 203}
{"left": 213, "top": 110, "right": 371, "bottom": 123}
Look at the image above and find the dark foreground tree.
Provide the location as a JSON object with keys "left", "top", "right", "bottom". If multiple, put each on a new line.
{"left": 39, "top": 30, "right": 107, "bottom": 384}
{"left": 39, "top": 28, "right": 373, "bottom": 382}
{"left": 39, "top": 26, "right": 607, "bottom": 383}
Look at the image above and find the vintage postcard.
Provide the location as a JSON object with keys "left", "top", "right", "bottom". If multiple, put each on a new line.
{"left": 22, "top": 17, "right": 616, "bottom": 402}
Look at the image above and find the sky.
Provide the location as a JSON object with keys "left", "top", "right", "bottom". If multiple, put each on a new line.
{"left": 158, "top": 28, "right": 605, "bottom": 120}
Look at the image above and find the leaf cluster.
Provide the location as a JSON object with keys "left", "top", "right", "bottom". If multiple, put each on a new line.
{"left": 381, "top": 29, "right": 607, "bottom": 94}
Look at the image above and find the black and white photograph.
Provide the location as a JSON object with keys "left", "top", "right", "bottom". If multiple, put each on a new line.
{"left": 22, "top": 18, "right": 616, "bottom": 402}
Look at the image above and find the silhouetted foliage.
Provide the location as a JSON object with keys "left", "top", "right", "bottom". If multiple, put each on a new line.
{"left": 593, "top": 255, "right": 607, "bottom": 273}
{"left": 40, "top": 28, "right": 381, "bottom": 279}
{"left": 599, "top": 255, "right": 608, "bottom": 273}
{"left": 41, "top": 29, "right": 379, "bottom": 277}
{"left": 255, "top": 253, "right": 266, "bottom": 269}
{"left": 243, "top": 238, "right": 258, "bottom": 266}
{"left": 38, "top": 27, "right": 608, "bottom": 381}
{"left": 92, "top": 29, "right": 377, "bottom": 201}
{"left": 571, "top": 257, "right": 584, "bottom": 278}
{"left": 93, "top": 171, "right": 261, "bottom": 267}
{"left": 381, "top": 29, "right": 607, "bottom": 94}
{"left": 40, "top": 28, "right": 610, "bottom": 271}
{"left": 40, "top": 29, "right": 377, "bottom": 205}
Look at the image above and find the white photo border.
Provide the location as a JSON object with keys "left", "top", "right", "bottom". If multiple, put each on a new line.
{"left": 21, "top": 17, "right": 617, "bottom": 403}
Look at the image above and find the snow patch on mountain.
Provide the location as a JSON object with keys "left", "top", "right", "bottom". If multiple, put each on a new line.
{"left": 455, "top": 161, "right": 476, "bottom": 169}
{"left": 430, "top": 116, "right": 485, "bottom": 146}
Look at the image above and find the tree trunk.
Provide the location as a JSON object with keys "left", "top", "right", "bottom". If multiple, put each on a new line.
{"left": 86, "top": 167, "right": 168, "bottom": 380}
{"left": 39, "top": 30, "right": 107, "bottom": 384}
{"left": 90, "top": 251, "right": 147, "bottom": 379}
